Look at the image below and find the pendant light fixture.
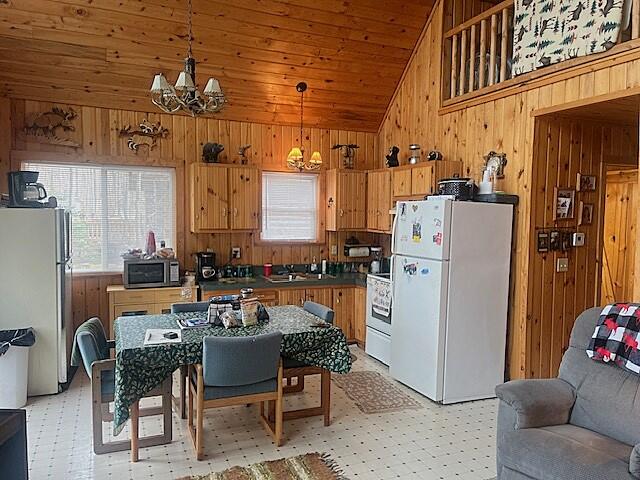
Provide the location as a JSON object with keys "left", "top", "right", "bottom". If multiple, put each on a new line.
{"left": 149, "top": 0, "right": 226, "bottom": 116}
{"left": 287, "top": 82, "right": 322, "bottom": 171}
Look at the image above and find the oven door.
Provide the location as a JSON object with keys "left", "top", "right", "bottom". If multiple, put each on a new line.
{"left": 366, "top": 277, "right": 392, "bottom": 335}
{"left": 124, "top": 260, "right": 167, "bottom": 288}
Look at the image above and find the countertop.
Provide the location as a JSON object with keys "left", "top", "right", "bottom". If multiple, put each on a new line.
{"left": 199, "top": 272, "right": 369, "bottom": 292}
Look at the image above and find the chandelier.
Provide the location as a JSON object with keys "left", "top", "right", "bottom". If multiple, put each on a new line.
{"left": 287, "top": 82, "right": 322, "bottom": 171}
{"left": 149, "top": 0, "right": 226, "bottom": 116}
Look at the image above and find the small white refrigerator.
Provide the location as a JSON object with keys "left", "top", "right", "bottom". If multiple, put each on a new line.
{"left": 390, "top": 197, "right": 513, "bottom": 404}
{"left": 0, "top": 208, "right": 73, "bottom": 396}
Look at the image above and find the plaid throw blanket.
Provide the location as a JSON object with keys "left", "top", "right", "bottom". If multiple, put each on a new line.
{"left": 587, "top": 303, "right": 640, "bottom": 375}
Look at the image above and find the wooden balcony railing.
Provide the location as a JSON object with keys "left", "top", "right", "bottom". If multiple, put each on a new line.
{"left": 442, "top": 0, "right": 640, "bottom": 105}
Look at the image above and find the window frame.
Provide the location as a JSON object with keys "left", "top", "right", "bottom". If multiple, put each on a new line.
{"left": 257, "top": 170, "right": 324, "bottom": 245}
{"left": 21, "top": 160, "right": 177, "bottom": 274}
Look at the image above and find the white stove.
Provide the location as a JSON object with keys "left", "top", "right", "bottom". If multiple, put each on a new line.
{"left": 365, "top": 273, "right": 392, "bottom": 365}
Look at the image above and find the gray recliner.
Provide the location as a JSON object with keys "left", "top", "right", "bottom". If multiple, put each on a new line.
{"left": 495, "top": 307, "right": 640, "bottom": 480}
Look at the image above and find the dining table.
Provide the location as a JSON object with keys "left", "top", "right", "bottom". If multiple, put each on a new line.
{"left": 112, "top": 304, "right": 353, "bottom": 453}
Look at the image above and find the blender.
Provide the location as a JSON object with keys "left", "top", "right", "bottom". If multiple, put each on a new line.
{"left": 370, "top": 247, "right": 383, "bottom": 274}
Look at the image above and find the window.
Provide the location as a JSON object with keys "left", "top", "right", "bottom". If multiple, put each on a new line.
{"left": 261, "top": 172, "right": 319, "bottom": 242}
{"left": 23, "top": 162, "right": 175, "bottom": 272}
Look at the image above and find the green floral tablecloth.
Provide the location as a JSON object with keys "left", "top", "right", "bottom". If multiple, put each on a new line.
{"left": 112, "top": 305, "right": 352, "bottom": 434}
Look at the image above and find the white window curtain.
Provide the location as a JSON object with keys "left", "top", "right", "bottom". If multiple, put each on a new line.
{"left": 261, "top": 172, "right": 319, "bottom": 242}
{"left": 23, "top": 162, "right": 176, "bottom": 272}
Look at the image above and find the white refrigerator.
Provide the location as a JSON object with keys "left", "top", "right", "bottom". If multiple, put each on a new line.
{"left": 0, "top": 208, "right": 73, "bottom": 396}
{"left": 390, "top": 197, "right": 513, "bottom": 404}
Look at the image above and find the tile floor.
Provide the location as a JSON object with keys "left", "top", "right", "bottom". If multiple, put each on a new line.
{"left": 25, "top": 347, "right": 498, "bottom": 480}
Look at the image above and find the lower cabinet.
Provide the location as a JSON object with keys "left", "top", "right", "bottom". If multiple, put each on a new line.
{"left": 107, "top": 285, "right": 198, "bottom": 337}
{"left": 332, "top": 287, "right": 355, "bottom": 341}
{"left": 277, "top": 288, "right": 306, "bottom": 307}
{"left": 354, "top": 287, "right": 366, "bottom": 347}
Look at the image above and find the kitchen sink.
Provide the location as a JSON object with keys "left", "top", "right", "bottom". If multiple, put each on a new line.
{"left": 262, "top": 273, "right": 334, "bottom": 283}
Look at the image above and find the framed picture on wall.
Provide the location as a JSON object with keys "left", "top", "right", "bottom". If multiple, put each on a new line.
{"left": 554, "top": 188, "right": 575, "bottom": 220}
{"left": 577, "top": 173, "right": 597, "bottom": 192}
{"left": 578, "top": 201, "right": 594, "bottom": 225}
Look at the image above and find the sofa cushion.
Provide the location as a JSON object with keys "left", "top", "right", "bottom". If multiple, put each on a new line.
{"left": 559, "top": 307, "right": 640, "bottom": 447}
{"left": 631, "top": 444, "right": 640, "bottom": 478}
{"left": 498, "top": 424, "right": 634, "bottom": 480}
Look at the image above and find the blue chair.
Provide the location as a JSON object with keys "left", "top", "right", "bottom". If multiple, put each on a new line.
{"left": 188, "top": 332, "right": 284, "bottom": 460}
{"left": 282, "top": 301, "right": 334, "bottom": 426}
{"left": 74, "top": 317, "right": 172, "bottom": 454}
{"left": 171, "top": 301, "right": 210, "bottom": 419}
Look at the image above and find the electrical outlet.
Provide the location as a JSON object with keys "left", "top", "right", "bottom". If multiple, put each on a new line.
{"left": 232, "top": 247, "right": 241, "bottom": 259}
{"left": 557, "top": 257, "right": 569, "bottom": 273}
{"left": 330, "top": 245, "right": 338, "bottom": 256}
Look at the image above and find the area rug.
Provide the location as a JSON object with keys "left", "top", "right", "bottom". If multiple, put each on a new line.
{"left": 332, "top": 370, "right": 423, "bottom": 414}
{"left": 177, "top": 452, "right": 346, "bottom": 480}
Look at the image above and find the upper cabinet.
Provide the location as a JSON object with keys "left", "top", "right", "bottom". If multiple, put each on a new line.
{"left": 190, "top": 164, "right": 259, "bottom": 233}
{"left": 367, "top": 170, "right": 392, "bottom": 233}
{"left": 393, "top": 161, "right": 463, "bottom": 198}
{"left": 326, "top": 169, "right": 367, "bottom": 231}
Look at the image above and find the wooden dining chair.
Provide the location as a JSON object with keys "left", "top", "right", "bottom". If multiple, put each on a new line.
{"left": 187, "top": 332, "right": 284, "bottom": 460}
{"left": 74, "top": 317, "right": 172, "bottom": 455}
{"left": 281, "top": 301, "right": 334, "bottom": 426}
{"left": 171, "top": 301, "right": 210, "bottom": 418}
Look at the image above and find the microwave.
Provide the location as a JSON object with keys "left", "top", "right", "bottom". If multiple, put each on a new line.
{"left": 123, "top": 259, "right": 180, "bottom": 289}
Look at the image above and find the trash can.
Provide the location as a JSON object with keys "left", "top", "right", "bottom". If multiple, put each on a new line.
{"left": 0, "top": 328, "right": 36, "bottom": 408}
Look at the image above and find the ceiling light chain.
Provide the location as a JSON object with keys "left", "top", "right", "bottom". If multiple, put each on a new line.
{"left": 287, "top": 82, "right": 322, "bottom": 171}
{"left": 149, "top": 0, "right": 226, "bottom": 116}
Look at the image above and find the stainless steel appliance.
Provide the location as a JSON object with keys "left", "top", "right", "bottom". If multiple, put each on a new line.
{"left": 7, "top": 171, "right": 57, "bottom": 208}
{"left": 123, "top": 258, "right": 180, "bottom": 289}
{"left": 195, "top": 251, "right": 216, "bottom": 281}
{"left": 0, "top": 208, "right": 72, "bottom": 395}
{"left": 365, "top": 273, "right": 392, "bottom": 365}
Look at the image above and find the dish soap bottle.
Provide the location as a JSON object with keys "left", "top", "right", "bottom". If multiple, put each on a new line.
{"left": 310, "top": 256, "right": 318, "bottom": 274}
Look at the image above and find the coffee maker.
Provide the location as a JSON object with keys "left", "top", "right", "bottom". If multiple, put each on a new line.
{"left": 8, "top": 171, "right": 57, "bottom": 208}
{"left": 195, "top": 252, "right": 216, "bottom": 281}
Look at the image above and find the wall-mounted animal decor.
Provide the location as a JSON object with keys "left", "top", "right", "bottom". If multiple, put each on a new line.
{"left": 203, "top": 143, "right": 224, "bottom": 163}
{"left": 23, "top": 107, "right": 80, "bottom": 148}
{"left": 385, "top": 146, "right": 400, "bottom": 168}
{"left": 238, "top": 144, "right": 251, "bottom": 164}
{"left": 118, "top": 120, "right": 169, "bottom": 152}
{"left": 332, "top": 143, "right": 359, "bottom": 169}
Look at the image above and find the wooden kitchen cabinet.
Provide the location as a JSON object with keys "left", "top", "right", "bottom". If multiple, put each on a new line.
{"left": 367, "top": 170, "right": 392, "bottom": 233}
{"left": 333, "top": 287, "right": 355, "bottom": 340}
{"left": 107, "top": 285, "right": 198, "bottom": 337}
{"left": 190, "top": 163, "right": 259, "bottom": 233}
{"left": 229, "top": 166, "right": 260, "bottom": 230}
{"left": 392, "top": 168, "right": 412, "bottom": 197}
{"left": 278, "top": 288, "right": 306, "bottom": 307}
{"left": 278, "top": 287, "right": 333, "bottom": 309}
{"left": 354, "top": 286, "right": 367, "bottom": 347}
{"left": 411, "top": 165, "right": 432, "bottom": 195}
{"left": 305, "top": 287, "right": 333, "bottom": 307}
{"left": 326, "top": 169, "right": 367, "bottom": 231}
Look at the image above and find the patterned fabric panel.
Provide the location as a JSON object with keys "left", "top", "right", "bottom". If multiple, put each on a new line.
{"left": 587, "top": 303, "right": 640, "bottom": 375}
{"left": 513, "top": 0, "right": 624, "bottom": 76}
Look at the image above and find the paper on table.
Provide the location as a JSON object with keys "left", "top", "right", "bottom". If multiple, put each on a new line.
{"left": 143, "top": 329, "right": 182, "bottom": 346}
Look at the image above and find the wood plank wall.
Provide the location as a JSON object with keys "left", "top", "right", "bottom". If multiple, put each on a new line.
{"left": 3, "top": 99, "right": 380, "bottom": 330}
{"left": 527, "top": 117, "right": 637, "bottom": 379}
{"left": 601, "top": 169, "right": 638, "bottom": 304}
{"left": 377, "top": 0, "right": 640, "bottom": 379}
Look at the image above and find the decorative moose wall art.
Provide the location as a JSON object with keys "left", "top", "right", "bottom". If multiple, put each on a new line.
{"left": 23, "top": 107, "right": 80, "bottom": 148}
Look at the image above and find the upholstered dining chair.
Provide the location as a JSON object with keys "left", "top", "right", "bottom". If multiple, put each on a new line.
{"left": 188, "top": 332, "right": 284, "bottom": 460}
{"left": 74, "top": 317, "right": 172, "bottom": 454}
{"left": 281, "top": 301, "right": 334, "bottom": 426}
{"left": 171, "top": 301, "right": 209, "bottom": 418}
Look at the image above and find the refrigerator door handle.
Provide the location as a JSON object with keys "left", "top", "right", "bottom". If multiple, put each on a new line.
{"left": 65, "top": 211, "right": 72, "bottom": 262}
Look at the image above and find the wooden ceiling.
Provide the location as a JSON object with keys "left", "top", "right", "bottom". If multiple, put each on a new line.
{"left": 0, "top": 0, "right": 435, "bottom": 132}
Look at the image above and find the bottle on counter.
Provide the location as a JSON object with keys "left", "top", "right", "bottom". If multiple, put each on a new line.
{"left": 321, "top": 259, "right": 327, "bottom": 275}
{"left": 310, "top": 256, "right": 318, "bottom": 273}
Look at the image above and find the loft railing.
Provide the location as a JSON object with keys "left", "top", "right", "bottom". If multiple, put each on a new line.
{"left": 442, "top": 0, "right": 640, "bottom": 104}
